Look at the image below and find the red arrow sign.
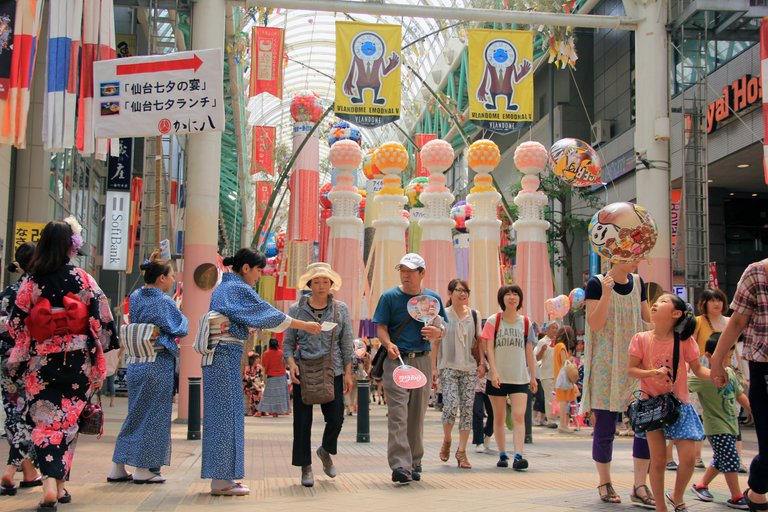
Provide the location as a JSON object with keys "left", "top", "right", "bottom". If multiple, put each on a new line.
{"left": 116, "top": 54, "right": 203, "bottom": 76}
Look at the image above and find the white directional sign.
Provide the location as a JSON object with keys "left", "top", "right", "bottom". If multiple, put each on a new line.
{"left": 93, "top": 48, "right": 224, "bottom": 138}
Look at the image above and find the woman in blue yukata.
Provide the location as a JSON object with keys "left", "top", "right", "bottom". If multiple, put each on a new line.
{"left": 108, "top": 252, "right": 188, "bottom": 485}
{"left": 201, "top": 248, "right": 321, "bottom": 496}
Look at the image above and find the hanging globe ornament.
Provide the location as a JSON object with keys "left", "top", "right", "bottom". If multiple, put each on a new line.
{"left": 588, "top": 202, "right": 658, "bottom": 264}
{"left": 405, "top": 177, "right": 429, "bottom": 208}
{"left": 362, "top": 148, "right": 382, "bottom": 180}
{"left": 290, "top": 90, "right": 324, "bottom": 123}
{"left": 319, "top": 182, "right": 333, "bottom": 209}
{"left": 328, "top": 121, "right": 362, "bottom": 146}
{"left": 450, "top": 201, "right": 472, "bottom": 233}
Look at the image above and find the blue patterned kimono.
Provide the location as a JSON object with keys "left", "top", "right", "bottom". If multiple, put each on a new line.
{"left": 201, "top": 272, "right": 289, "bottom": 480}
{"left": 112, "top": 288, "right": 188, "bottom": 469}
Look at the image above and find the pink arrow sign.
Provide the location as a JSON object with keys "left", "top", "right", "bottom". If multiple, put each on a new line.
{"left": 393, "top": 364, "right": 428, "bottom": 389}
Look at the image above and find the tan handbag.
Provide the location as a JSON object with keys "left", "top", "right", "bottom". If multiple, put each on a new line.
{"left": 298, "top": 300, "right": 338, "bottom": 405}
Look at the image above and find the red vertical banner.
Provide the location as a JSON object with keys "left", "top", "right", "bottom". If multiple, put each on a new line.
{"left": 415, "top": 133, "right": 437, "bottom": 177}
{"left": 254, "top": 180, "right": 273, "bottom": 235}
{"left": 250, "top": 27, "right": 284, "bottom": 99}
{"left": 708, "top": 262, "right": 719, "bottom": 289}
{"left": 761, "top": 19, "right": 768, "bottom": 184}
{"left": 251, "top": 125, "right": 276, "bottom": 175}
{"left": 670, "top": 189, "right": 682, "bottom": 252}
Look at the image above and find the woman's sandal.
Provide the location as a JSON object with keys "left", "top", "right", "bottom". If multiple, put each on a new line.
{"left": 439, "top": 440, "right": 451, "bottom": 462}
{"left": 36, "top": 501, "right": 57, "bottom": 512}
{"left": 745, "top": 489, "right": 768, "bottom": 511}
{"left": 58, "top": 490, "right": 71, "bottom": 504}
{"left": 665, "top": 492, "right": 688, "bottom": 511}
{"left": 630, "top": 485, "right": 656, "bottom": 509}
{"left": 455, "top": 450, "right": 472, "bottom": 469}
{"left": 597, "top": 482, "right": 621, "bottom": 503}
{"left": 0, "top": 482, "right": 17, "bottom": 496}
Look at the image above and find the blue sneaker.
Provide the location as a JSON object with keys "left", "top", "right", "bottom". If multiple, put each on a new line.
{"left": 691, "top": 484, "right": 713, "bottom": 502}
{"left": 496, "top": 454, "right": 509, "bottom": 468}
{"left": 512, "top": 453, "right": 528, "bottom": 471}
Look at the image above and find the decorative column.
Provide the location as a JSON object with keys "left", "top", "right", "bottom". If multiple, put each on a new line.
{"left": 512, "top": 141, "right": 554, "bottom": 324}
{"left": 326, "top": 139, "right": 365, "bottom": 324}
{"left": 451, "top": 201, "right": 472, "bottom": 281}
{"left": 286, "top": 91, "right": 323, "bottom": 288}
{"left": 466, "top": 139, "right": 502, "bottom": 319}
{"left": 370, "top": 142, "right": 409, "bottom": 303}
{"left": 418, "top": 139, "right": 457, "bottom": 296}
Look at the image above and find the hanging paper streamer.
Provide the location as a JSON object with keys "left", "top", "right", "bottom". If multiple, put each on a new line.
{"left": 249, "top": 26, "right": 284, "bottom": 99}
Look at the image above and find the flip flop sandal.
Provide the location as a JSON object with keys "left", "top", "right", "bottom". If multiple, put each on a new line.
{"left": 133, "top": 474, "right": 165, "bottom": 484}
{"left": 58, "top": 490, "right": 71, "bottom": 504}
{"left": 106, "top": 474, "right": 133, "bottom": 483}
{"left": 598, "top": 483, "right": 622, "bottom": 504}
{"left": 665, "top": 492, "right": 688, "bottom": 511}
{"left": 745, "top": 489, "right": 768, "bottom": 511}
{"left": 210, "top": 482, "right": 249, "bottom": 496}
{"left": 0, "top": 483, "right": 17, "bottom": 496}
{"left": 36, "top": 502, "right": 57, "bottom": 512}
{"left": 20, "top": 477, "right": 43, "bottom": 488}
{"left": 631, "top": 485, "right": 656, "bottom": 509}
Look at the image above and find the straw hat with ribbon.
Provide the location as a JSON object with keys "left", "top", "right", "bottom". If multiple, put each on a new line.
{"left": 298, "top": 262, "right": 342, "bottom": 291}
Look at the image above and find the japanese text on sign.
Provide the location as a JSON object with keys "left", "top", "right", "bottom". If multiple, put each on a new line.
{"left": 93, "top": 49, "right": 224, "bottom": 138}
{"left": 14, "top": 222, "right": 46, "bottom": 250}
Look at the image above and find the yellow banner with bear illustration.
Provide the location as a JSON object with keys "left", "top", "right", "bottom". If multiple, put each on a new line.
{"left": 335, "top": 21, "right": 401, "bottom": 128}
{"left": 468, "top": 29, "right": 533, "bottom": 134}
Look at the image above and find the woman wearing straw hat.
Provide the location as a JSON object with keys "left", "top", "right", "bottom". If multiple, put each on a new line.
{"left": 284, "top": 262, "right": 354, "bottom": 488}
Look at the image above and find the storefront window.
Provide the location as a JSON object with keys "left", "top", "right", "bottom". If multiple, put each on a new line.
{"left": 671, "top": 40, "right": 757, "bottom": 96}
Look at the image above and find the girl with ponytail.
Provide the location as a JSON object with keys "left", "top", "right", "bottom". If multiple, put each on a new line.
{"left": 628, "top": 294, "right": 709, "bottom": 512}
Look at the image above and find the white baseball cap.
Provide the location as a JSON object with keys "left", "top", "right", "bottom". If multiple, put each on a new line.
{"left": 396, "top": 253, "right": 425, "bottom": 270}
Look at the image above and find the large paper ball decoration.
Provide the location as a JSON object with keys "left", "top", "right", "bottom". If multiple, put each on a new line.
{"left": 450, "top": 201, "right": 472, "bottom": 233}
{"left": 328, "top": 139, "right": 363, "bottom": 172}
{"left": 405, "top": 177, "right": 429, "bottom": 208}
{"left": 290, "top": 90, "right": 324, "bottom": 123}
{"left": 545, "top": 295, "right": 571, "bottom": 318}
{"left": 514, "top": 141, "right": 549, "bottom": 174}
{"left": 275, "top": 231, "right": 286, "bottom": 251}
{"left": 357, "top": 197, "right": 365, "bottom": 220}
{"left": 569, "top": 288, "right": 586, "bottom": 310}
{"left": 549, "top": 138, "right": 602, "bottom": 187}
{"left": 362, "top": 149, "right": 381, "bottom": 179}
{"left": 420, "top": 139, "right": 455, "bottom": 173}
{"left": 467, "top": 139, "right": 501, "bottom": 173}
{"left": 589, "top": 202, "right": 658, "bottom": 264}
{"left": 319, "top": 182, "right": 332, "bottom": 209}
{"left": 328, "top": 121, "right": 362, "bottom": 146}
{"left": 374, "top": 142, "right": 409, "bottom": 174}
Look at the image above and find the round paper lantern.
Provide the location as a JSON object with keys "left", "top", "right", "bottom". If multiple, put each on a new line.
{"left": 405, "top": 177, "right": 429, "bottom": 208}
{"left": 545, "top": 294, "right": 570, "bottom": 318}
{"left": 514, "top": 141, "right": 550, "bottom": 174}
{"left": 589, "top": 202, "right": 658, "bottom": 264}
{"left": 275, "top": 231, "right": 286, "bottom": 251}
{"left": 450, "top": 201, "right": 472, "bottom": 233}
{"left": 319, "top": 182, "right": 332, "bottom": 209}
{"left": 362, "top": 149, "right": 381, "bottom": 179}
{"left": 290, "top": 90, "right": 324, "bottom": 123}
{"left": 328, "top": 139, "right": 363, "bottom": 172}
{"left": 373, "top": 142, "right": 409, "bottom": 174}
{"left": 549, "top": 138, "right": 602, "bottom": 187}
{"left": 328, "top": 121, "right": 362, "bottom": 146}
{"left": 467, "top": 139, "right": 501, "bottom": 173}
{"left": 420, "top": 139, "right": 455, "bottom": 173}
{"left": 569, "top": 288, "right": 586, "bottom": 310}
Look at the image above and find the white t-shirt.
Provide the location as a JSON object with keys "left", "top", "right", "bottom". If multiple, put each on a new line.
{"left": 482, "top": 314, "right": 536, "bottom": 385}
{"left": 438, "top": 306, "right": 481, "bottom": 372}
{"left": 535, "top": 336, "right": 555, "bottom": 380}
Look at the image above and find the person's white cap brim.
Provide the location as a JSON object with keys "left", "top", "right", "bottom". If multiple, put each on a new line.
{"left": 396, "top": 253, "right": 426, "bottom": 270}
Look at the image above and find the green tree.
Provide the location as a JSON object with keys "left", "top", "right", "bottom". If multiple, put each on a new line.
{"left": 506, "top": 173, "right": 603, "bottom": 291}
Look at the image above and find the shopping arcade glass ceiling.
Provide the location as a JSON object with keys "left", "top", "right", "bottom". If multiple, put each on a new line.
{"left": 244, "top": 1, "right": 475, "bottom": 165}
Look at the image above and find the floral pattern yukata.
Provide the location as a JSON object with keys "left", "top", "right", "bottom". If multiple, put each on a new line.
{"left": 242, "top": 363, "right": 263, "bottom": 416}
{"left": 0, "top": 277, "right": 34, "bottom": 467}
{"left": 7, "top": 264, "right": 118, "bottom": 480}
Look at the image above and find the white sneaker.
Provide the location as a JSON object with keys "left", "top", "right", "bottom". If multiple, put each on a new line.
{"left": 474, "top": 443, "right": 485, "bottom": 453}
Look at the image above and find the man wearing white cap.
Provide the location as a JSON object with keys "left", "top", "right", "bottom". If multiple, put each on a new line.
{"left": 373, "top": 253, "right": 447, "bottom": 484}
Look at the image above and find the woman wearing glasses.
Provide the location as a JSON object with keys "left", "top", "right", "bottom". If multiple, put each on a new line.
{"left": 432, "top": 279, "right": 483, "bottom": 469}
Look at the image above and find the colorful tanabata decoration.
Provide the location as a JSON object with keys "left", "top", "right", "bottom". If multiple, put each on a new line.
{"left": 544, "top": 294, "right": 570, "bottom": 318}
{"left": 290, "top": 90, "right": 325, "bottom": 123}
{"left": 362, "top": 148, "right": 381, "bottom": 180}
{"left": 588, "top": 202, "right": 658, "bottom": 264}
{"left": 319, "top": 182, "right": 333, "bottom": 209}
{"left": 328, "top": 120, "right": 362, "bottom": 146}
{"left": 549, "top": 138, "right": 602, "bottom": 187}
{"left": 405, "top": 176, "right": 429, "bottom": 208}
{"left": 569, "top": 287, "right": 586, "bottom": 310}
{"left": 450, "top": 201, "right": 472, "bottom": 233}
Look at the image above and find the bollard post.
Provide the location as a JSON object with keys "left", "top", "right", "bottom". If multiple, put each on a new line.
{"left": 187, "top": 376, "right": 202, "bottom": 440}
{"left": 356, "top": 379, "right": 370, "bottom": 443}
{"left": 524, "top": 388, "right": 533, "bottom": 444}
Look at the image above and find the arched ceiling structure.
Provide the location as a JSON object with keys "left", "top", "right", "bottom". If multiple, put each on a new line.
{"left": 245, "top": 2, "right": 472, "bottom": 165}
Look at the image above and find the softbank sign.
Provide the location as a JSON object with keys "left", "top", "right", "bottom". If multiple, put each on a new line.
{"left": 103, "top": 191, "right": 131, "bottom": 271}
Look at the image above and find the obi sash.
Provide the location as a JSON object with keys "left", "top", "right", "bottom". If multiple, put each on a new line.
{"left": 120, "top": 323, "right": 162, "bottom": 364}
{"left": 194, "top": 311, "right": 241, "bottom": 367}
{"left": 26, "top": 293, "right": 89, "bottom": 341}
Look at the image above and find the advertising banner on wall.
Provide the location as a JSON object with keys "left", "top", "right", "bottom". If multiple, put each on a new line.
{"left": 251, "top": 125, "right": 275, "bottom": 175}
{"left": 103, "top": 191, "right": 131, "bottom": 271}
{"left": 335, "top": 21, "right": 401, "bottom": 128}
{"left": 93, "top": 48, "right": 224, "bottom": 138}
{"left": 250, "top": 27, "right": 284, "bottom": 99}
{"left": 13, "top": 221, "right": 45, "bottom": 250}
{"left": 468, "top": 29, "right": 533, "bottom": 134}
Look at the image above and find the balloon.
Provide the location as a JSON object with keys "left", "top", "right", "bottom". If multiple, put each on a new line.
{"left": 319, "top": 182, "right": 332, "bottom": 209}
{"left": 264, "top": 232, "right": 278, "bottom": 258}
{"left": 450, "top": 201, "right": 472, "bottom": 233}
{"left": 568, "top": 288, "right": 586, "bottom": 310}
{"left": 589, "top": 202, "right": 658, "bottom": 264}
{"left": 549, "top": 138, "right": 602, "bottom": 187}
{"left": 353, "top": 339, "right": 367, "bottom": 358}
{"left": 405, "top": 177, "right": 429, "bottom": 208}
{"left": 545, "top": 294, "right": 570, "bottom": 318}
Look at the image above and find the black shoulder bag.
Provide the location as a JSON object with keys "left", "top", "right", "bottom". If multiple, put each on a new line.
{"left": 370, "top": 316, "right": 412, "bottom": 380}
{"left": 626, "top": 334, "right": 682, "bottom": 433}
